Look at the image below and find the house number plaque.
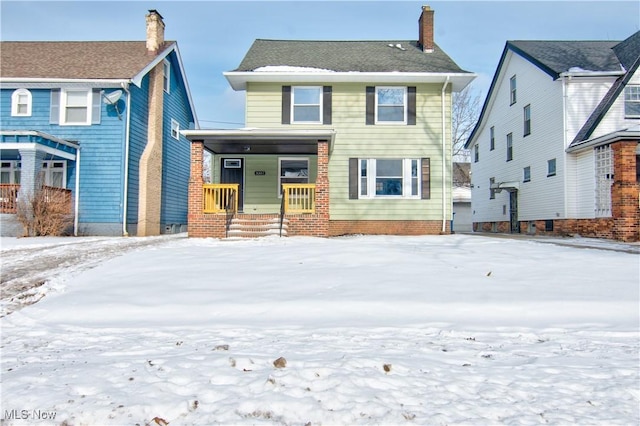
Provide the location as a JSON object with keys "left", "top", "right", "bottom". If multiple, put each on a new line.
{"left": 254, "top": 171, "right": 266, "bottom": 175}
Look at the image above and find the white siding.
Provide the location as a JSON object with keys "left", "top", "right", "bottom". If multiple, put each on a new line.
{"left": 470, "top": 51, "right": 565, "bottom": 223}
{"left": 565, "top": 76, "right": 617, "bottom": 144}
{"left": 590, "top": 69, "right": 640, "bottom": 138}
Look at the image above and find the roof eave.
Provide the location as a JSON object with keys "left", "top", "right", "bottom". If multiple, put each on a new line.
{"left": 566, "top": 127, "right": 640, "bottom": 153}
{"left": 223, "top": 71, "right": 476, "bottom": 92}
{"left": 0, "top": 78, "right": 129, "bottom": 89}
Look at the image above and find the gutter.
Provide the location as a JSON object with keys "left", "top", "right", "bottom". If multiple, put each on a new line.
{"left": 441, "top": 76, "right": 450, "bottom": 233}
{"left": 121, "top": 82, "right": 132, "bottom": 236}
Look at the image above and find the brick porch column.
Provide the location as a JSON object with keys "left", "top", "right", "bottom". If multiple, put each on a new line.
{"left": 315, "top": 140, "right": 330, "bottom": 236}
{"left": 611, "top": 140, "right": 639, "bottom": 242}
{"left": 188, "top": 140, "right": 205, "bottom": 237}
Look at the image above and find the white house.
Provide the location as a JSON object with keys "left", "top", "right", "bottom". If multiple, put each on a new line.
{"left": 466, "top": 31, "right": 639, "bottom": 242}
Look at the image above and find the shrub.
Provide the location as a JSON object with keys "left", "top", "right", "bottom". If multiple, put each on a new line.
{"left": 16, "top": 184, "right": 74, "bottom": 236}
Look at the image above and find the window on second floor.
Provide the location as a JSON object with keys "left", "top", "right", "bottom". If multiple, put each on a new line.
{"left": 489, "top": 177, "right": 495, "bottom": 199}
{"left": 490, "top": 126, "right": 495, "bottom": 150}
{"left": 506, "top": 133, "right": 513, "bottom": 161}
{"left": 171, "top": 119, "right": 180, "bottom": 140}
{"left": 474, "top": 144, "right": 479, "bottom": 163}
{"left": 375, "top": 87, "right": 407, "bottom": 124}
{"left": 510, "top": 75, "right": 517, "bottom": 105}
{"left": 282, "top": 86, "right": 332, "bottom": 125}
{"left": 524, "top": 104, "right": 531, "bottom": 136}
{"left": 624, "top": 85, "right": 640, "bottom": 118}
{"left": 163, "top": 59, "right": 171, "bottom": 93}
{"left": 11, "top": 89, "right": 32, "bottom": 116}
{"left": 547, "top": 158, "right": 557, "bottom": 177}
{"left": 523, "top": 166, "right": 531, "bottom": 182}
{"left": 292, "top": 86, "right": 322, "bottom": 123}
{"left": 50, "top": 88, "right": 101, "bottom": 126}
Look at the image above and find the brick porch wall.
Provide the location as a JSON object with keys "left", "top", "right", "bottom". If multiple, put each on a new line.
{"left": 329, "top": 220, "right": 449, "bottom": 236}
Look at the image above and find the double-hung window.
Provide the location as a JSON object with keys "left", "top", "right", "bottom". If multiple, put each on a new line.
{"left": 490, "top": 126, "right": 495, "bottom": 150}
{"left": 40, "top": 161, "right": 66, "bottom": 188}
{"left": 506, "top": 133, "right": 513, "bottom": 161}
{"left": 547, "top": 158, "right": 556, "bottom": 177}
{"left": 292, "top": 87, "right": 322, "bottom": 123}
{"left": 163, "top": 60, "right": 171, "bottom": 93}
{"left": 523, "top": 166, "right": 531, "bottom": 182}
{"left": 376, "top": 87, "right": 407, "bottom": 124}
{"left": 510, "top": 75, "right": 517, "bottom": 105}
{"left": 523, "top": 104, "right": 531, "bottom": 136}
{"left": 0, "top": 161, "right": 21, "bottom": 184}
{"left": 171, "top": 119, "right": 180, "bottom": 140}
{"left": 358, "top": 159, "right": 419, "bottom": 198}
{"left": 474, "top": 144, "right": 479, "bottom": 163}
{"left": 11, "top": 89, "right": 32, "bottom": 116}
{"left": 624, "top": 85, "right": 640, "bottom": 118}
{"left": 50, "top": 88, "right": 101, "bottom": 125}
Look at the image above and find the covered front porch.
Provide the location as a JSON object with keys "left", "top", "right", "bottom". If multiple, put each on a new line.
{"left": 0, "top": 131, "right": 79, "bottom": 236}
{"left": 183, "top": 128, "right": 335, "bottom": 238}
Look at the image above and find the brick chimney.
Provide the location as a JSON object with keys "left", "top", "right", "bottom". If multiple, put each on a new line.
{"left": 418, "top": 5, "right": 434, "bottom": 53}
{"left": 146, "top": 9, "right": 165, "bottom": 54}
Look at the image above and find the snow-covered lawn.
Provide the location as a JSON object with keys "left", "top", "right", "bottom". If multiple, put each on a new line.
{"left": 1, "top": 234, "right": 638, "bottom": 425}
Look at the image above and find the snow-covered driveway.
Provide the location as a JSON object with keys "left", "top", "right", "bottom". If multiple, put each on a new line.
{"left": 1, "top": 234, "right": 638, "bottom": 425}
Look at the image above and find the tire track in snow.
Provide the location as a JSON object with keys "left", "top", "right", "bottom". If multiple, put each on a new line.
{"left": 0, "top": 234, "right": 184, "bottom": 317}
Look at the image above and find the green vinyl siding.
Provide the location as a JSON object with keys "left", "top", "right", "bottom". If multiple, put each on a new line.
{"left": 214, "top": 154, "right": 318, "bottom": 213}
{"left": 245, "top": 81, "right": 452, "bottom": 221}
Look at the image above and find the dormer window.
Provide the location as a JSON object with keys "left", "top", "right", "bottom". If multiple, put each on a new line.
{"left": 11, "top": 89, "right": 32, "bottom": 116}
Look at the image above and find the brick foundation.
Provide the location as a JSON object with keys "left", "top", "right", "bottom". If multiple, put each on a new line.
{"left": 329, "top": 220, "right": 449, "bottom": 236}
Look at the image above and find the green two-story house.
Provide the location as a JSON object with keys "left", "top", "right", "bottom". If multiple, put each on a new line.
{"left": 185, "top": 6, "right": 475, "bottom": 238}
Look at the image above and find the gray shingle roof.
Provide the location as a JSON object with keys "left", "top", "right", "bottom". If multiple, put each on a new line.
{"left": 233, "top": 39, "right": 471, "bottom": 74}
{"left": 507, "top": 40, "right": 622, "bottom": 78}
{"left": 0, "top": 41, "right": 174, "bottom": 79}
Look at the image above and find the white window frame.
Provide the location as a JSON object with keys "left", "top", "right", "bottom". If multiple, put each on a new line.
{"left": 291, "top": 86, "right": 322, "bottom": 124}
{"left": 490, "top": 126, "right": 495, "bottom": 151}
{"left": 278, "top": 157, "right": 309, "bottom": 196}
{"left": 506, "top": 133, "right": 513, "bottom": 161}
{"left": 358, "top": 158, "right": 420, "bottom": 199}
{"left": 523, "top": 104, "right": 531, "bottom": 136}
{"left": 163, "top": 59, "right": 171, "bottom": 93}
{"left": 1, "top": 161, "right": 21, "bottom": 184}
{"left": 171, "top": 119, "right": 180, "bottom": 140}
{"left": 523, "top": 166, "right": 531, "bottom": 182}
{"left": 60, "top": 88, "right": 92, "bottom": 125}
{"left": 375, "top": 86, "right": 407, "bottom": 124}
{"left": 11, "top": 89, "right": 32, "bottom": 116}
{"left": 624, "top": 85, "right": 640, "bottom": 118}
{"left": 547, "top": 158, "right": 556, "bottom": 177}
{"left": 510, "top": 75, "right": 517, "bottom": 105}
{"left": 40, "top": 161, "right": 67, "bottom": 188}
{"left": 474, "top": 144, "right": 479, "bottom": 163}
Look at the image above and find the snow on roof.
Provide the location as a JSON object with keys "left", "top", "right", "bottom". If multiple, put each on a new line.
{"left": 253, "top": 65, "right": 335, "bottom": 73}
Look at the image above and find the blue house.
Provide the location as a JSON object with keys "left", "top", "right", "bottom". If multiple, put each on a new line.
{"left": 0, "top": 10, "right": 198, "bottom": 236}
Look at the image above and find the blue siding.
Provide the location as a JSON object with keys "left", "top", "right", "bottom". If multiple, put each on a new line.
{"left": 161, "top": 53, "right": 193, "bottom": 225}
{"left": 1, "top": 88, "right": 126, "bottom": 226}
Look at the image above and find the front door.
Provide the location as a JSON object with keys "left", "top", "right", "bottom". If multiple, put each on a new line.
{"left": 509, "top": 190, "right": 520, "bottom": 233}
{"left": 220, "top": 158, "right": 244, "bottom": 212}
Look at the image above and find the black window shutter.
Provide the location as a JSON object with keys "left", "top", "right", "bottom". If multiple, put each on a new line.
{"left": 349, "top": 158, "right": 358, "bottom": 199}
{"left": 365, "top": 86, "right": 375, "bottom": 125}
{"left": 322, "top": 86, "right": 332, "bottom": 125}
{"left": 50, "top": 89, "right": 60, "bottom": 124}
{"left": 281, "top": 86, "right": 291, "bottom": 124}
{"left": 421, "top": 158, "right": 430, "bottom": 199}
{"left": 407, "top": 86, "right": 416, "bottom": 125}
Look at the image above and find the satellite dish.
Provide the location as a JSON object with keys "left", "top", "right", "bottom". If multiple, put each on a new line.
{"left": 103, "top": 90, "right": 123, "bottom": 105}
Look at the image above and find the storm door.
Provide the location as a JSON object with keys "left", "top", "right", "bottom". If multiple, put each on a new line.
{"left": 220, "top": 158, "right": 244, "bottom": 212}
{"left": 509, "top": 190, "right": 520, "bottom": 233}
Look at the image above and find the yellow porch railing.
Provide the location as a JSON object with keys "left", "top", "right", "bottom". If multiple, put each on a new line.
{"left": 203, "top": 184, "right": 239, "bottom": 213}
{"left": 282, "top": 183, "right": 316, "bottom": 214}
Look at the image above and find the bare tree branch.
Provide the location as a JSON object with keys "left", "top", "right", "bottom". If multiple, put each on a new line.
{"left": 452, "top": 86, "right": 481, "bottom": 164}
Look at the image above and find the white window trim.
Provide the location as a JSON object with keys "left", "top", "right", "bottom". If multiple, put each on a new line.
{"left": 278, "top": 157, "right": 310, "bottom": 196}
{"left": 171, "top": 119, "right": 180, "bottom": 140}
{"left": 11, "top": 89, "right": 32, "bottom": 117}
{"left": 523, "top": 166, "right": 531, "bottom": 182}
{"left": 40, "top": 160, "right": 67, "bottom": 188}
{"left": 163, "top": 59, "right": 171, "bottom": 93}
{"left": 595, "top": 145, "right": 613, "bottom": 217}
{"left": 375, "top": 86, "right": 407, "bottom": 125}
{"left": 624, "top": 85, "right": 640, "bottom": 118}
{"left": 358, "top": 158, "right": 420, "bottom": 199}
{"left": 291, "top": 86, "right": 322, "bottom": 124}
{"left": 1, "top": 161, "right": 21, "bottom": 184}
{"left": 510, "top": 75, "right": 517, "bottom": 105}
{"left": 60, "top": 88, "right": 92, "bottom": 126}
{"left": 547, "top": 158, "right": 557, "bottom": 177}
{"left": 524, "top": 104, "right": 531, "bottom": 136}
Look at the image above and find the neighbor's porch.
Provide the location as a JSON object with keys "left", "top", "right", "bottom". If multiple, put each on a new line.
{"left": 183, "top": 128, "right": 335, "bottom": 238}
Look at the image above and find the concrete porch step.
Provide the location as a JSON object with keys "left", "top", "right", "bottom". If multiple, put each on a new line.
{"left": 228, "top": 217, "right": 288, "bottom": 238}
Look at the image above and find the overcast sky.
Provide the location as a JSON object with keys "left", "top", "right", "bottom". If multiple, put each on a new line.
{"left": 2, "top": 1, "right": 638, "bottom": 128}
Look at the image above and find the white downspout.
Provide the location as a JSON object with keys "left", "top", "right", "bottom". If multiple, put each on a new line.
{"left": 73, "top": 148, "right": 80, "bottom": 236}
{"left": 441, "top": 76, "right": 450, "bottom": 233}
{"left": 562, "top": 75, "right": 569, "bottom": 218}
{"left": 121, "top": 82, "right": 132, "bottom": 236}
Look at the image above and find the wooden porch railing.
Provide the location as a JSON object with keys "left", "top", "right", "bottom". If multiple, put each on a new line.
{"left": 0, "top": 184, "right": 20, "bottom": 213}
{"left": 282, "top": 183, "right": 316, "bottom": 214}
{"left": 203, "top": 183, "right": 239, "bottom": 213}
{"left": 0, "top": 184, "right": 72, "bottom": 214}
